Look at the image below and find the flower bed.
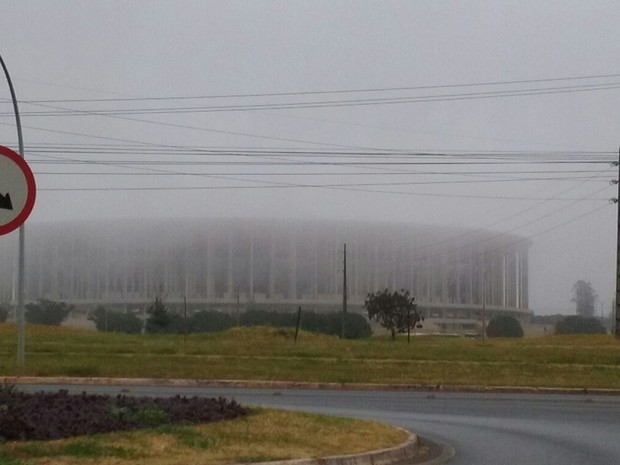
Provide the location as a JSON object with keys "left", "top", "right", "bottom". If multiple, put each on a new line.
{"left": 0, "top": 386, "right": 247, "bottom": 441}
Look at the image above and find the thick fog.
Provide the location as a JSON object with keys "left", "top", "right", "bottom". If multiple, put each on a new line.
{"left": 1, "top": 1, "right": 619, "bottom": 315}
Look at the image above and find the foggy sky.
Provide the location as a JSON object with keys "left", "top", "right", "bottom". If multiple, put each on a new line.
{"left": 1, "top": 1, "right": 619, "bottom": 315}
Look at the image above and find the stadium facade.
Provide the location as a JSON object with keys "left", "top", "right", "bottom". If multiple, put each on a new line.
{"left": 0, "top": 218, "right": 531, "bottom": 332}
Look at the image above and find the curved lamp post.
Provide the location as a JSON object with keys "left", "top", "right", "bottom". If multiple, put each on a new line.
{"left": 0, "top": 52, "right": 26, "bottom": 367}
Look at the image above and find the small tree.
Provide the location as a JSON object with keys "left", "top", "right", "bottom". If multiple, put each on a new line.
{"left": 555, "top": 315, "right": 606, "bottom": 335}
{"left": 365, "top": 289, "right": 421, "bottom": 340}
{"left": 572, "top": 280, "right": 597, "bottom": 317}
{"left": 145, "top": 297, "right": 172, "bottom": 333}
{"left": 25, "top": 299, "right": 73, "bottom": 325}
{"left": 486, "top": 315, "right": 524, "bottom": 338}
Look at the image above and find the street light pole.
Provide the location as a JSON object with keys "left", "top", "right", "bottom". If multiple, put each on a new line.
{"left": 0, "top": 53, "right": 26, "bottom": 367}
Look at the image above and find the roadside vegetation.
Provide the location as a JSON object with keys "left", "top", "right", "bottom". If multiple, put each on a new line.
{"left": 554, "top": 315, "right": 607, "bottom": 335}
{"left": 1, "top": 324, "right": 620, "bottom": 389}
{"left": 0, "top": 386, "right": 246, "bottom": 441}
{"left": 486, "top": 315, "right": 524, "bottom": 338}
{"left": 88, "top": 304, "right": 371, "bottom": 339}
{"left": 0, "top": 406, "right": 408, "bottom": 465}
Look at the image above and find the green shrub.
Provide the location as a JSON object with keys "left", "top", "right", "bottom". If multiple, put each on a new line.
{"left": 25, "top": 299, "right": 73, "bottom": 326}
{"left": 339, "top": 313, "right": 372, "bottom": 339}
{"left": 89, "top": 306, "right": 143, "bottom": 334}
{"left": 239, "top": 309, "right": 371, "bottom": 339}
{"left": 486, "top": 315, "right": 524, "bottom": 338}
{"left": 240, "top": 309, "right": 295, "bottom": 328}
{"left": 189, "top": 310, "right": 233, "bottom": 333}
{"left": 0, "top": 304, "right": 8, "bottom": 323}
{"left": 555, "top": 315, "right": 607, "bottom": 335}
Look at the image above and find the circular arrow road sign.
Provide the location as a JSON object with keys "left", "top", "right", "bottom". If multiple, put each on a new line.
{"left": 0, "top": 145, "right": 36, "bottom": 236}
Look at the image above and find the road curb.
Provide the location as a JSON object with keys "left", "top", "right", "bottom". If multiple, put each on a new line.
{"left": 5, "top": 379, "right": 456, "bottom": 465}
{"left": 5, "top": 376, "right": 620, "bottom": 396}
{"left": 244, "top": 431, "right": 421, "bottom": 465}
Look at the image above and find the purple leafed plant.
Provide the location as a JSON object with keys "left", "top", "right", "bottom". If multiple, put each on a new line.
{"left": 0, "top": 385, "right": 248, "bottom": 441}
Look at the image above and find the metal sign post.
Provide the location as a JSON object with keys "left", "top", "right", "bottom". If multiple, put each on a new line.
{"left": 0, "top": 53, "right": 34, "bottom": 367}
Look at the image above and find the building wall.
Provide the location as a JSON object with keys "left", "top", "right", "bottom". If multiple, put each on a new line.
{"left": 0, "top": 219, "right": 531, "bottom": 324}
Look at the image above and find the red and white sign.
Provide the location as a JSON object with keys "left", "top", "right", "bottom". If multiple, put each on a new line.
{"left": 0, "top": 145, "right": 36, "bottom": 236}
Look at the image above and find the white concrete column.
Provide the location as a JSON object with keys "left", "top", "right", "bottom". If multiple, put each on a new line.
{"left": 441, "top": 253, "right": 448, "bottom": 302}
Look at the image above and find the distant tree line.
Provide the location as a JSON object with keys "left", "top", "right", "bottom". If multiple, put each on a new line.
{"left": 0, "top": 297, "right": 370, "bottom": 339}
{"left": 12, "top": 292, "right": 610, "bottom": 339}
{"left": 88, "top": 299, "right": 371, "bottom": 339}
{"left": 239, "top": 309, "right": 371, "bottom": 339}
{"left": 554, "top": 315, "right": 606, "bottom": 335}
{"left": 0, "top": 299, "right": 77, "bottom": 326}
{"left": 531, "top": 314, "right": 566, "bottom": 326}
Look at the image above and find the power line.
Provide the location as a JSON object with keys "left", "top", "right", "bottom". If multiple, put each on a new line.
{"left": 0, "top": 114, "right": 386, "bottom": 151}
{"left": 26, "top": 159, "right": 614, "bottom": 166}
{"left": 322, "top": 166, "right": 614, "bottom": 262}
{"left": 397, "top": 201, "right": 612, "bottom": 276}
{"left": 5, "top": 81, "right": 620, "bottom": 117}
{"left": 33, "top": 170, "right": 607, "bottom": 177}
{"left": 19, "top": 146, "right": 616, "bottom": 158}
{"left": 380, "top": 183, "right": 613, "bottom": 270}
{"left": 38, "top": 183, "right": 611, "bottom": 201}
{"left": 10, "top": 72, "right": 620, "bottom": 103}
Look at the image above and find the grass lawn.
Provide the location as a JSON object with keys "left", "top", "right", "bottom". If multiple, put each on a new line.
{"left": 1, "top": 324, "right": 620, "bottom": 389}
{"left": 0, "top": 408, "right": 409, "bottom": 465}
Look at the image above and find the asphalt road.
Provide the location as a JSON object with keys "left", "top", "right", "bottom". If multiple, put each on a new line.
{"left": 16, "top": 384, "right": 620, "bottom": 464}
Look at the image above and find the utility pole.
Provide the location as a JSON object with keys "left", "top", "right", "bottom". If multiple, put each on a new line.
{"left": 615, "top": 146, "right": 620, "bottom": 338}
{"left": 341, "top": 243, "right": 347, "bottom": 339}
{"left": 482, "top": 276, "right": 486, "bottom": 344}
{"left": 480, "top": 254, "right": 487, "bottom": 343}
{"left": 294, "top": 306, "right": 302, "bottom": 342}
{"left": 0, "top": 53, "right": 26, "bottom": 367}
{"left": 183, "top": 295, "right": 188, "bottom": 343}
{"left": 235, "top": 288, "right": 240, "bottom": 326}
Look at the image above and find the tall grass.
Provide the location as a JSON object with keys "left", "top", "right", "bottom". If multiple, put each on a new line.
{"left": 0, "top": 408, "right": 409, "bottom": 465}
{"left": 1, "top": 324, "right": 620, "bottom": 388}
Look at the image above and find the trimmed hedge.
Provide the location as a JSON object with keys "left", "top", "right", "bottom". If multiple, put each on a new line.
{"left": 555, "top": 315, "right": 606, "bottom": 335}
{"left": 486, "top": 315, "right": 524, "bottom": 338}
{"left": 240, "top": 309, "right": 371, "bottom": 339}
{"left": 89, "top": 306, "right": 371, "bottom": 339}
